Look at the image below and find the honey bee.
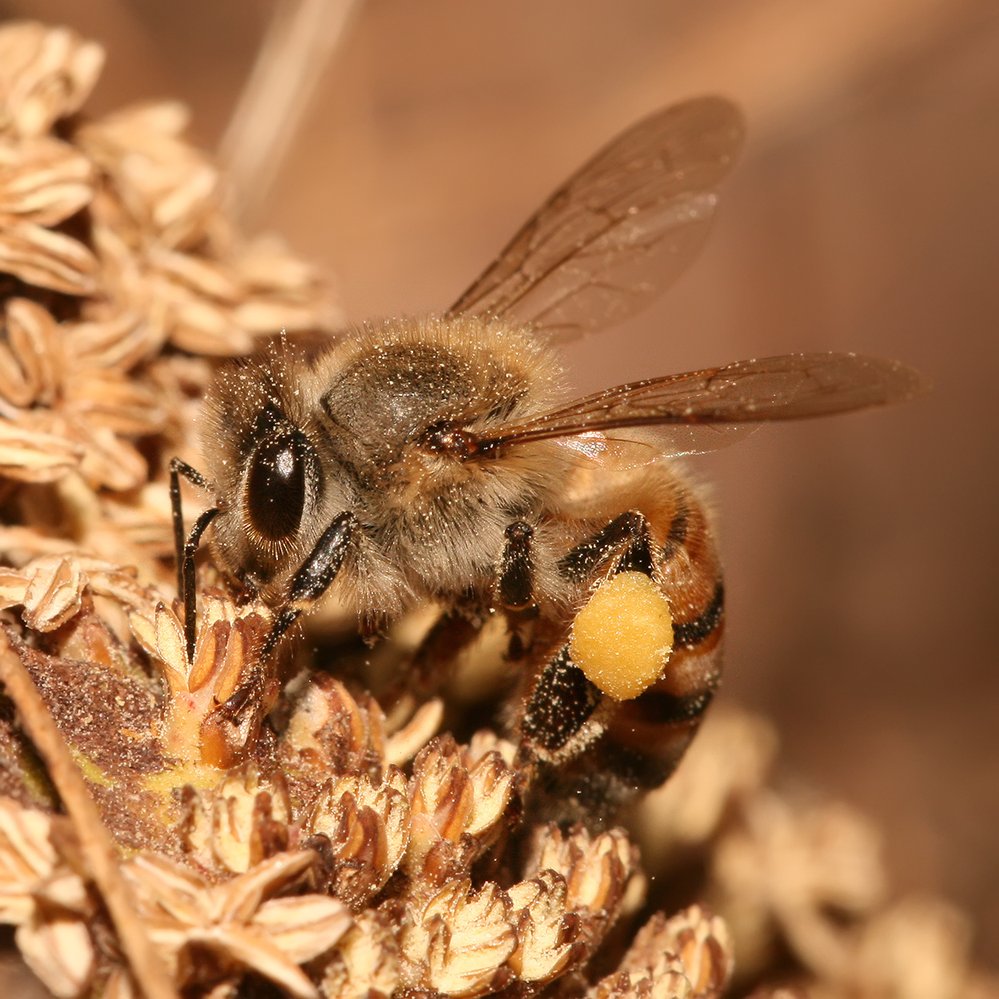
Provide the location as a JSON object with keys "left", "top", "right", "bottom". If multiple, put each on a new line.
{"left": 171, "top": 97, "right": 922, "bottom": 810}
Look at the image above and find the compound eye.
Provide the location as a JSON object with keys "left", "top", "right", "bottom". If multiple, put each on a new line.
{"left": 246, "top": 431, "right": 310, "bottom": 540}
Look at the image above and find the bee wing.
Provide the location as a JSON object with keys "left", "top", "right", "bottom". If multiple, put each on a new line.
{"left": 447, "top": 96, "right": 744, "bottom": 343}
{"left": 556, "top": 425, "right": 758, "bottom": 467}
{"left": 480, "top": 353, "right": 926, "bottom": 462}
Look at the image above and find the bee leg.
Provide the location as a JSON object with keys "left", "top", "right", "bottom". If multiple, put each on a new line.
{"left": 498, "top": 521, "right": 537, "bottom": 612}
{"left": 497, "top": 520, "right": 544, "bottom": 663}
{"left": 557, "top": 510, "right": 654, "bottom": 582}
{"left": 519, "top": 509, "right": 689, "bottom": 818}
{"left": 519, "top": 512, "right": 655, "bottom": 763}
{"left": 521, "top": 646, "right": 602, "bottom": 759}
{"left": 218, "top": 512, "right": 358, "bottom": 727}
{"left": 557, "top": 495, "right": 724, "bottom": 808}
{"left": 385, "top": 520, "right": 541, "bottom": 719}
{"left": 261, "top": 511, "right": 358, "bottom": 657}
{"left": 178, "top": 509, "right": 219, "bottom": 661}
{"left": 521, "top": 510, "right": 654, "bottom": 752}
{"left": 168, "top": 457, "right": 218, "bottom": 662}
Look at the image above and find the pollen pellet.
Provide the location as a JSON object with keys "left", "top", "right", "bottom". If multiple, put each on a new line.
{"left": 569, "top": 571, "right": 673, "bottom": 701}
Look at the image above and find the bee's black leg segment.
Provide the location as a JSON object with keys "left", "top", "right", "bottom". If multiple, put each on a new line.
{"left": 219, "top": 671, "right": 260, "bottom": 721}
{"left": 181, "top": 507, "right": 219, "bottom": 662}
{"left": 231, "top": 602, "right": 312, "bottom": 720}
{"left": 261, "top": 607, "right": 301, "bottom": 659}
{"left": 259, "top": 512, "right": 357, "bottom": 658}
{"left": 521, "top": 645, "right": 601, "bottom": 753}
{"left": 168, "top": 457, "right": 212, "bottom": 598}
{"left": 168, "top": 457, "right": 216, "bottom": 663}
{"left": 498, "top": 521, "right": 536, "bottom": 612}
{"left": 288, "top": 512, "right": 358, "bottom": 605}
{"left": 169, "top": 457, "right": 212, "bottom": 491}
{"left": 557, "top": 510, "right": 654, "bottom": 582}
{"left": 221, "top": 609, "right": 297, "bottom": 720}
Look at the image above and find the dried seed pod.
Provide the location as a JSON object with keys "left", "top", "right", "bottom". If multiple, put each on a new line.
{"left": 183, "top": 766, "right": 292, "bottom": 874}
{"left": 589, "top": 960, "right": 693, "bottom": 999}
{"left": 0, "top": 136, "right": 94, "bottom": 225}
{"left": 0, "top": 297, "right": 61, "bottom": 407}
{"left": 384, "top": 697, "right": 443, "bottom": 766}
{"left": 319, "top": 908, "right": 400, "bottom": 999}
{"left": 708, "top": 792, "right": 886, "bottom": 979}
{"left": 16, "top": 912, "right": 95, "bottom": 999}
{"left": 848, "top": 896, "right": 974, "bottom": 999}
{"left": 305, "top": 768, "right": 410, "bottom": 908}
{"left": 76, "top": 102, "right": 222, "bottom": 250}
{"left": 507, "top": 869, "right": 582, "bottom": 984}
{"left": 406, "top": 736, "right": 516, "bottom": 883}
{"left": 0, "top": 416, "right": 82, "bottom": 483}
{"left": 0, "top": 552, "right": 149, "bottom": 635}
{"left": 612, "top": 907, "right": 734, "bottom": 999}
{"left": 122, "top": 849, "right": 348, "bottom": 998}
{"left": 0, "top": 22, "right": 103, "bottom": 137}
{"left": 528, "top": 824, "right": 637, "bottom": 922}
{"left": 282, "top": 675, "right": 389, "bottom": 779}
{"left": 130, "top": 595, "right": 272, "bottom": 766}
{"left": 401, "top": 879, "right": 516, "bottom": 998}
{"left": 0, "top": 220, "right": 98, "bottom": 294}
{"left": 0, "top": 801, "right": 94, "bottom": 999}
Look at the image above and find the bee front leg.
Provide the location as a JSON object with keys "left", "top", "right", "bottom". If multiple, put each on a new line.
{"left": 220, "top": 512, "right": 358, "bottom": 725}
{"left": 264, "top": 511, "right": 359, "bottom": 656}
{"left": 168, "top": 457, "right": 218, "bottom": 663}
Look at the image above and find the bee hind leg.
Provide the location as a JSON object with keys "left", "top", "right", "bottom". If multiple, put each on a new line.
{"left": 519, "top": 511, "right": 657, "bottom": 769}
{"left": 516, "top": 506, "right": 724, "bottom": 818}
{"left": 497, "top": 521, "right": 538, "bottom": 613}
{"left": 557, "top": 510, "right": 654, "bottom": 582}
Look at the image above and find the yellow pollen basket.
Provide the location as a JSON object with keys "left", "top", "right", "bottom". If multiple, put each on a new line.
{"left": 569, "top": 571, "right": 674, "bottom": 701}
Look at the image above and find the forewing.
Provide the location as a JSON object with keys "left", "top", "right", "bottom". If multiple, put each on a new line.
{"left": 447, "top": 96, "right": 744, "bottom": 342}
{"left": 482, "top": 354, "right": 926, "bottom": 461}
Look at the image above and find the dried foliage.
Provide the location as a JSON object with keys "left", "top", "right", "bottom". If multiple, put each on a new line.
{"left": 0, "top": 18, "right": 992, "bottom": 999}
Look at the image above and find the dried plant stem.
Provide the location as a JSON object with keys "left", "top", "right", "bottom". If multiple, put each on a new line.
{"left": 0, "top": 631, "right": 179, "bottom": 999}
{"left": 220, "top": 0, "right": 363, "bottom": 224}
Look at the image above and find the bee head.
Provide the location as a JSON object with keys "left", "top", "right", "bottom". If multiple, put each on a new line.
{"left": 200, "top": 346, "right": 349, "bottom": 598}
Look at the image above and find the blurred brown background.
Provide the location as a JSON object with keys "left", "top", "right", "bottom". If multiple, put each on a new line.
{"left": 5, "top": 0, "right": 999, "bottom": 967}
